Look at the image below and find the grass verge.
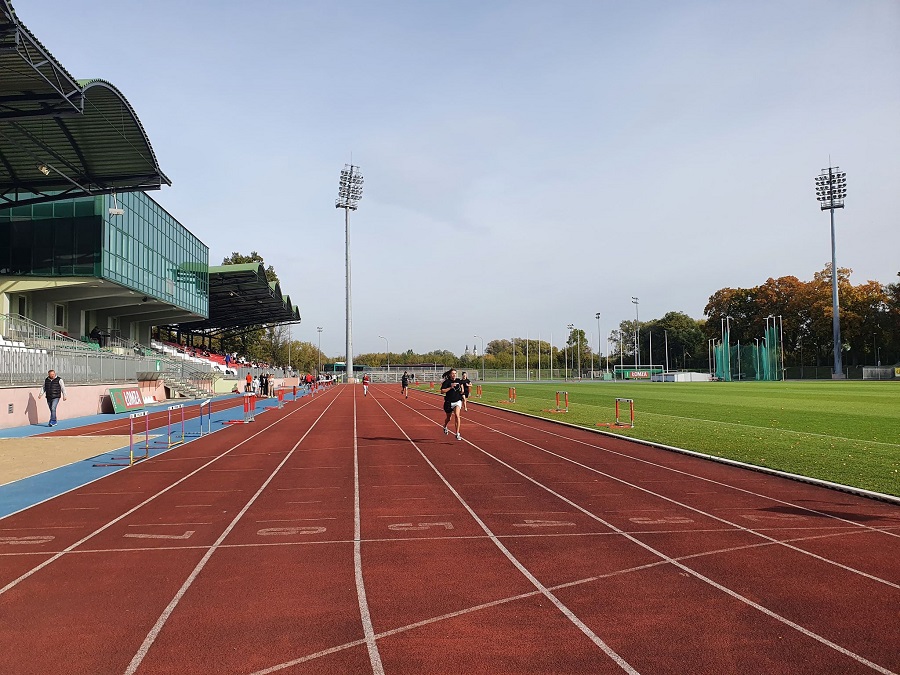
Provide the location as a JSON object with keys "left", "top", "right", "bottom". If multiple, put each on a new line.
{"left": 429, "top": 381, "right": 900, "bottom": 497}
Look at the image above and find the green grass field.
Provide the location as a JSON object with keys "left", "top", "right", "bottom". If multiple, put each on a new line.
{"left": 439, "top": 381, "right": 900, "bottom": 497}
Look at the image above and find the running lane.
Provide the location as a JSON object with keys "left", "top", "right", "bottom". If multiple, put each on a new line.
{"left": 378, "top": 387, "right": 899, "bottom": 674}
{"left": 0, "top": 390, "right": 330, "bottom": 675}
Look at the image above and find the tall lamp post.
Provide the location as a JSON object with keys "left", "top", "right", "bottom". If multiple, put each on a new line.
{"left": 815, "top": 165, "right": 847, "bottom": 379}
{"left": 566, "top": 324, "right": 574, "bottom": 381}
{"left": 474, "top": 335, "right": 485, "bottom": 382}
{"left": 631, "top": 297, "right": 639, "bottom": 367}
{"left": 336, "top": 163, "right": 364, "bottom": 382}
{"left": 595, "top": 312, "right": 602, "bottom": 378}
{"left": 379, "top": 335, "right": 389, "bottom": 372}
{"left": 316, "top": 326, "right": 323, "bottom": 375}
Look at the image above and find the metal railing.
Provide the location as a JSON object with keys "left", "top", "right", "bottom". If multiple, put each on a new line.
{"left": 0, "top": 313, "right": 101, "bottom": 354}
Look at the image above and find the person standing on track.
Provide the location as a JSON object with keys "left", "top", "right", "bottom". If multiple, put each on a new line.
{"left": 460, "top": 371, "right": 472, "bottom": 411}
{"left": 37, "top": 369, "right": 67, "bottom": 427}
{"left": 401, "top": 370, "right": 410, "bottom": 398}
{"left": 362, "top": 373, "right": 371, "bottom": 396}
{"left": 440, "top": 368, "right": 464, "bottom": 440}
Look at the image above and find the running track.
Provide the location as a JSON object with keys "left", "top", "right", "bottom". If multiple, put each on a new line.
{"left": 1, "top": 384, "right": 897, "bottom": 674}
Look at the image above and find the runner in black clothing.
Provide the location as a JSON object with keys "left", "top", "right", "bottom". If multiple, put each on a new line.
{"left": 401, "top": 370, "right": 410, "bottom": 398}
{"left": 440, "top": 368, "right": 464, "bottom": 440}
{"left": 460, "top": 371, "right": 472, "bottom": 411}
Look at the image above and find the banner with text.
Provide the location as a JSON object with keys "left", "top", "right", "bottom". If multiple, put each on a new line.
{"left": 109, "top": 387, "right": 145, "bottom": 414}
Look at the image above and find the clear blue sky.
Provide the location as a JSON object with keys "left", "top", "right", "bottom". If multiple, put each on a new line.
{"left": 21, "top": 1, "right": 900, "bottom": 357}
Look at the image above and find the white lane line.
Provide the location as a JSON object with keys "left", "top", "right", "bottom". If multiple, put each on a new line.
{"left": 479, "top": 407, "right": 900, "bottom": 538}
{"left": 462, "top": 424, "right": 898, "bottom": 672}
{"left": 475, "top": 418, "right": 900, "bottom": 589}
{"left": 60, "top": 507, "right": 99, "bottom": 511}
{"left": 0, "top": 393, "right": 319, "bottom": 598}
{"left": 354, "top": 389, "right": 385, "bottom": 675}
{"left": 369, "top": 394, "right": 639, "bottom": 674}
{"left": 255, "top": 518, "right": 337, "bottom": 523}
{"left": 127, "top": 523, "right": 212, "bottom": 527}
{"left": 124, "top": 390, "right": 342, "bottom": 675}
{"left": 395, "top": 391, "right": 899, "bottom": 673}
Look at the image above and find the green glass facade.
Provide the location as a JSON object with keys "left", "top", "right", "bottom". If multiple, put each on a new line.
{"left": 0, "top": 192, "right": 208, "bottom": 316}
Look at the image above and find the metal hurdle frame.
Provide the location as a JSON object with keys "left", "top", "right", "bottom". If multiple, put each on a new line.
{"left": 475, "top": 384, "right": 482, "bottom": 398}
{"left": 597, "top": 397, "right": 635, "bottom": 428}
{"left": 224, "top": 392, "right": 257, "bottom": 424}
{"left": 94, "top": 410, "right": 150, "bottom": 467}
{"left": 543, "top": 391, "right": 569, "bottom": 413}
{"left": 152, "top": 403, "right": 185, "bottom": 449}
{"left": 500, "top": 387, "right": 516, "bottom": 403}
{"left": 186, "top": 399, "right": 212, "bottom": 437}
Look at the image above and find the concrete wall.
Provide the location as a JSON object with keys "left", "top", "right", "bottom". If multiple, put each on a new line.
{"left": 0, "top": 379, "right": 169, "bottom": 430}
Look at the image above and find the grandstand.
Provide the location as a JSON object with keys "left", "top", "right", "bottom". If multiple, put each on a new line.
{"left": 0, "top": 0, "right": 302, "bottom": 429}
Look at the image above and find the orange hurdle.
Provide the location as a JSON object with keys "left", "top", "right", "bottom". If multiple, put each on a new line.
{"left": 597, "top": 397, "right": 635, "bottom": 428}
{"left": 499, "top": 387, "right": 516, "bottom": 403}
{"left": 475, "top": 384, "right": 482, "bottom": 398}
{"left": 543, "top": 391, "right": 568, "bottom": 413}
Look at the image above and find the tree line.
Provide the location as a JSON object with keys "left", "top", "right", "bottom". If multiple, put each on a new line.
{"left": 185, "top": 254, "right": 899, "bottom": 374}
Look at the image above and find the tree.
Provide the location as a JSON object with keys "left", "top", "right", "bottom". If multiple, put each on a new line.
{"left": 222, "top": 251, "right": 278, "bottom": 283}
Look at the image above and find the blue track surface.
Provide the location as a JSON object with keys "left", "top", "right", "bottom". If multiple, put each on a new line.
{"left": 0, "top": 392, "right": 309, "bottom": 520}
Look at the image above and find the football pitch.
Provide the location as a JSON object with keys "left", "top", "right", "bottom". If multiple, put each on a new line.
{"left": 459, "top": 381, "right": 900, "bottom": 498}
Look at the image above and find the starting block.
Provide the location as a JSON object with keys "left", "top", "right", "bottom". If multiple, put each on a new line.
{"left": 597, "top": 398, "right": 634, "bottom": 428}
{"left": 543, "top": 391, "right": 568, "bottom": 413}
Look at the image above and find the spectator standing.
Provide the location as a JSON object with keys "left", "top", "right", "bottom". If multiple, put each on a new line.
{"left": 245, "top": 372, "right": 253, "bottom": 392}
{"left": 38, "top": 369, "right": 67, "bottom": 427}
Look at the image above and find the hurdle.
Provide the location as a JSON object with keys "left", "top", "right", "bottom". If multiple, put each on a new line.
{"left": 94, "top": 410, "right": 150, "bottom": 467}
{"left": 543, "top": 391, "right": 569, "bottom": 413}
{"left": 475, "top": 384, "right": 483, "bottom": 398}
{"left": 224, "top": 392, "right": 256, "bottom": 424}
{"left": 500, "top": 387, "right": 516, "bottom": 403}
{"left": 187, "top": 399, "right": 212, "bottom": 437}
{"left": 152, "top": 404, "right": 185, "bottom": 449}
{"left": 597, "top": 397, "right": 635, "bottom": 428}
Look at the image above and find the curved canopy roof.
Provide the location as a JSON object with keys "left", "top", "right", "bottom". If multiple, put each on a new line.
{"left": 174, "top": 264, "right": 301, "bottom": 334}
{"left": 0, "top": 1, "right": 170, "bottom": 208}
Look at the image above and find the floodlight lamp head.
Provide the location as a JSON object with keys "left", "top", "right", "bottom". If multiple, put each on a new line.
{"left": 37, "top": 163, "right": 50, "bottom": 176}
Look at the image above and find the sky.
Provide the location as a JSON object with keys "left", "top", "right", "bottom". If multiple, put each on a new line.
{"left": 19, "top": 1, "right": 900, "bottom": 357}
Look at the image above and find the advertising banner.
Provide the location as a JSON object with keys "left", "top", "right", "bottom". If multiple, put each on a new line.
{"left": 109, "top": 387, "right": 145, "bottom": 413}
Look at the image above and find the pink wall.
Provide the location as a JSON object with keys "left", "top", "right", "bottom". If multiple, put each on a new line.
{"left": 0, "top": 380, "right": 170, "bottom": 430}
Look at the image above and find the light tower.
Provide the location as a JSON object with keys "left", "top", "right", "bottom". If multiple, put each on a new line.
{"left": 815, "top": 165, "right": 847, "bottom": 379}
{"left": 336, "top": 163, "right": 364, "bottom": 382}
{"left": 631, "top": 297, "right": 640, "bottom": 367}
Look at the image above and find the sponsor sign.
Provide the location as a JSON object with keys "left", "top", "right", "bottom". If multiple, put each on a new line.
{"left": 629, "top": 371, "right": 650, "bottom": 379}
{"left": 109, "top": 387, "right": 145, "bottom": 413}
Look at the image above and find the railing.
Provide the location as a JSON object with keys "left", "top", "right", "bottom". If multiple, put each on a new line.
{"left": 0, "top": 313, "right": 100, "bottom": 354}
{"left": 0, "top": 315, "right": 219, "bottom": 389}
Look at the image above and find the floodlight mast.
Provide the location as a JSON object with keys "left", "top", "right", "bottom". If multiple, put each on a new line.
{"left": 336, "top": 164, "right": 364, "bottom": 383}
{"left": 815, "top": 166, "right": 847, "bottom": 379}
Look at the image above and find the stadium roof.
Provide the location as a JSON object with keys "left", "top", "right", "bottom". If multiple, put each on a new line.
{"left": 173, "top": 263, "right": 301, "bottom": 334}
{"left": 0, "top": 1, "right": 170, "bottom": 209}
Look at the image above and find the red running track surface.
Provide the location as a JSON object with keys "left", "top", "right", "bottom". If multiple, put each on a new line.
{"left": 0, "top": 384, "right": 898, "bottom": 674}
